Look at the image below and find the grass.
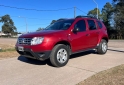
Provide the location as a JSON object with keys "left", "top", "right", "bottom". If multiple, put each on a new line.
{"left": 0, "top": 44, "right": 19, "bottom": 59}
{"left": 77, "top": 64, "right": 124, "bottom": 85}
{"left": 0, "top": 48, "right": 16, "bottom": 52}
{"left": 0, "top": 43, "right": 16, "bottom": 52}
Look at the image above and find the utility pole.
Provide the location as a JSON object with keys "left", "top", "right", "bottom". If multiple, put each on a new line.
{"left": 93, "top": 0, "right": 98, "bottom": 19}
{"left": 74, "top": 7, "right": 76, "bottom": 18}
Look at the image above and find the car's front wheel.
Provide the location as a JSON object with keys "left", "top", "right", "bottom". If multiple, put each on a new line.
{"left": 50, "top": 44, "right": 70, "bottom": 67}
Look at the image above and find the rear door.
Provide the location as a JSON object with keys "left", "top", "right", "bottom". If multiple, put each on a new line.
{"left": 87, "top": 19, "right": 99, "bottom": 48}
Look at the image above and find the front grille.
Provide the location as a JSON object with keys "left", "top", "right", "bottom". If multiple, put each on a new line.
{"left": 18, "top": 38, "right": 32, "bottom": 45}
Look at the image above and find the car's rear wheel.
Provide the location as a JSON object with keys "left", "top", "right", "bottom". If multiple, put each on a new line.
{"left": 97, "top": 39, "right": 108, "bottom": 54}
{"left": 50, "top": 44, "right": 69, "bottom": 67}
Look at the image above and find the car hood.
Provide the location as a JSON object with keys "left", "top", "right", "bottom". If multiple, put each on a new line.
{"left": 19, "top": 30, "right": 65, "bottom": 38}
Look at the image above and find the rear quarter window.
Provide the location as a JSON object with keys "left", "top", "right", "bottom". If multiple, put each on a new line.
{"left": 97, "top": 21, "right": 103, "bottom": 29}
{"left": 87, "top": 20, "right": 97, "bottom": 30}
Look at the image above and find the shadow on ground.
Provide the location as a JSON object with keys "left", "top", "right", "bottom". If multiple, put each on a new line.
{"left": 108, "top": 49, "right": 124, "bottom": 53}
{"left": 18, "top": 56, "right": 52, "bottom": 66}
{"left": 18, "top": 50, "right": 97, "bottom": 67}
{"left": 70, "top": 50, "right": 96, "bottom": 59}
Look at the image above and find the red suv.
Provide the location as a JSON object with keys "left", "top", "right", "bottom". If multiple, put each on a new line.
{"left": 16, "top": 16, "right": 108, "bottom": 67}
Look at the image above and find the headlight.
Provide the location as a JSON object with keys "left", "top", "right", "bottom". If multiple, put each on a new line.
{"left": 31, "top": 37, "right": 44, "bottom": 45}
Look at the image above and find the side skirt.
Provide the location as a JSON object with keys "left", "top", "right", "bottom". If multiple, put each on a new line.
{"left": 71, "top": 46, "right": 98, "bottom": 55}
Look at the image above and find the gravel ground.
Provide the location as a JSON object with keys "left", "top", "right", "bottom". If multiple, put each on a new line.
{"left": 108, "top": 40, "right": 124, "bottom": 48}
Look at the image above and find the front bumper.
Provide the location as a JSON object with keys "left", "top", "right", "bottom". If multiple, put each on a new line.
{"left": 15, "top": 47, "right": 51, "bottom": 61}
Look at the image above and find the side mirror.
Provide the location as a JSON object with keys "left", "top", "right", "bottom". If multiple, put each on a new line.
{"left": 73, "top": 28, "right": 79, "bottom": 32}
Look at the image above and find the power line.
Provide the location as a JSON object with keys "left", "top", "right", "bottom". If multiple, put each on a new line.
{"left": 0, "top": 14, "right": 55, "bottom": 20}
{"left": 12, "top": 15, "right": 53, "bottom": 20}
{"left": 17, "top": 23, "right": 50, "bottom": 28}
{"left": 76, "top": 7, "right": 87, "bottom": 15}
{"left": 27, "top": 23, "right": 50, "bottom": 26}
{"left": 0, "top": 4, "right": 73, "bottom": 11}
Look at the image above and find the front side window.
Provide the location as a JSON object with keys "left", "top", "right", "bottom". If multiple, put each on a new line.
{"left": 87, "top": 20, "right": 97, "bottom": 30}
{"left": 45, "top": 19, "right": 74, "bottom": 30}
{"left": 74, "top": 20, "right": 86, "bottom": 32}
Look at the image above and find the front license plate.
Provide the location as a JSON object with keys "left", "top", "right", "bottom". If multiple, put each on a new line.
{"left": 18, "top": 46, "right": 24, "bottom": 51}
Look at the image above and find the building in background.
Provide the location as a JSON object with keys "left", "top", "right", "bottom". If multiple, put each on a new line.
{"left": 0, "top": 31, "right": 6, "bottom": 36}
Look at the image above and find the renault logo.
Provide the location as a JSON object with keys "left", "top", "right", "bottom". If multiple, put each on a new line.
{"left": 21, "top": 38, "right": 25, "bottom": 43}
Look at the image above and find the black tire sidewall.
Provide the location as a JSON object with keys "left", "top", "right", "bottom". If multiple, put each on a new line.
{"left": 98, "top": 39, "right": 108, "bottom": 54}
{"left": 50, "top": 44, "right": 69, "bottom": 67}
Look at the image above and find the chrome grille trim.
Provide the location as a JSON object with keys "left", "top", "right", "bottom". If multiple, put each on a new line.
{"left": 18, "top": 38, "right": 32, "bottom": 45}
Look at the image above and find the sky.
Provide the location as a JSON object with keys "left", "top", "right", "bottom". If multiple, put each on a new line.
{"left": 0, "top": 0, "right": 112, "bottom": 33}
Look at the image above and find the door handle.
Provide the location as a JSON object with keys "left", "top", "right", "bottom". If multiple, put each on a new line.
{"left": 86, "top": 34, "right": 90, "bottom": 36}
{"left": 97, "top": 32, "right": 100, "bottom": 34}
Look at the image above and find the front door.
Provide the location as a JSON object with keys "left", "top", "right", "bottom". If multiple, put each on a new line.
{"left": 69, "top": 19, "right": 89, "bottom": 52}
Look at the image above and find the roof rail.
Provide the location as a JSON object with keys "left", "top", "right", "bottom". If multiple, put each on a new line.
{"left": 57, "top": 18, "right": 67, "bottom": 21}
{"left": 76, "top": 15, "right": 97, "bottom": 19}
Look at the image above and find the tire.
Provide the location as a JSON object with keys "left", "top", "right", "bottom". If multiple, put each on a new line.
{"left": 97, "top": 39, "right": 108, "bottom": 54}
{"left": 50, "top": 44, "right": 70, "bottom": 67}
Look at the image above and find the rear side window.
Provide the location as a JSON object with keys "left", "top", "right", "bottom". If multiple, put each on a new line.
{"left": 97, "top": 21, "right": 103, "bottom": 29}
{"left": 75, "top": 20, "right": 86, "bottom": 32}
{"left": 87, "top": 20, "right": 97, "bottom": 30}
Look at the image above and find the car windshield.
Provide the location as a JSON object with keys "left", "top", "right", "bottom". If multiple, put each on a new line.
{"left": 45, "top": 19, "right": 74, "bottom": 30}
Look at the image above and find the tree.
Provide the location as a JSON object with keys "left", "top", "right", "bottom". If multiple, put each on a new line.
{"left": 101, "top": 2, "right": 113, "bottom": 24}
{"left": 36, "top": 27, "right": 44, "bottom": 31}
{"left": 101, "top": 2, "right": 114, "bottom": 38}
{"left": 0, "top": 14, "right": 17, "bottom": 35}
{"left": 50, "top": 20, "right": 56, "bottom": 24}
{"left": 50, "top": 18, "right": 66, "bottom": 25}
{"left": 87, "top": 8, "right": 101, "bottom": 18}
{"left": 113, "top": 0, "right": 124, "bottom": 39}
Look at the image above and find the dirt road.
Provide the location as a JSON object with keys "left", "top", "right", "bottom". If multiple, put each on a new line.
{"left": 0, "top": 38, "right": 124, "bottom": 85}
{"left": 0, "top": 38, "right": 17, "bottom": 44}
